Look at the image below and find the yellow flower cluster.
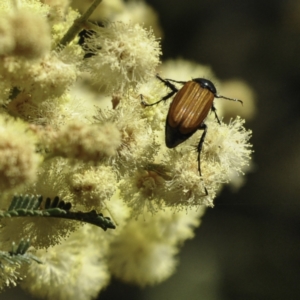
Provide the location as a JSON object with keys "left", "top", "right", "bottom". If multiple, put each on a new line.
{"left": 0, "top": 0, "right": 254, "bottom": 299}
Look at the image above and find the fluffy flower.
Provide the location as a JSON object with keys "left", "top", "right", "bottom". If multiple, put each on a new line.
{"left": 95, "top": 96, "right": 159, "bottom": 172}
{"left": 84, "top": 22, "right": 161, "bottom": 93}
{"left": 69, "top": 165, "right": 117, "bottom": 210}
{"left": 0, "top": 6, "right": 51, "bottom": 59}
{"left": 0, "top": 16, "right": 14, "bottom": 55}
{"left": 0, "top": 54, "right": 78, "bottom": 102}
{"left": 0, "top": 83, "right": 9, "bottom": 106}
{"left": 108, "top": 207, "right": 204, "bottom": 286}
{"left": 9, "top": 9, "right": 51, "bottom": 59}
{"left": 111, "top": 0, "right": 163, "bottom": 37}
{"left": 0, "top": 215, "right": 78, "bottom": 250}
{"left": 0, "top": 264, "right": 20, "bottom": 290}
{"left": 118, "top": 170, "right": 166, "bottom": 216}
{"left": 0, "top": 158, "right": 78, "bottom": 249}
{"left": 0, "top": 116, "right": 40, "bottom": 192}
{"left": 119, "top": 114, "right": 252, "bottom": 214}
{"left": 45, "top": 121, "right": 121, "bottom": 161}
{"left": 203, "top": 116, "right": 253, "bottom": 179}
{"left": 0, "top": 1, "right": 254, "bottom": 298}
{"left": 21, "top": 225, "right": 110, "bottom": 300}
{"left": 161, "top": 116, "right": 252, "bottom": 207}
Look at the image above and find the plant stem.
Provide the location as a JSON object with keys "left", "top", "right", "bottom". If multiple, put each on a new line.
{"left": 57, "top": 0, "right": 103, "bottom": 48}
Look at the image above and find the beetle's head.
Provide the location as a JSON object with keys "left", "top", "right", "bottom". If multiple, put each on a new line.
{"left": 193, "top": 78, "right": 217, "bottom": 95}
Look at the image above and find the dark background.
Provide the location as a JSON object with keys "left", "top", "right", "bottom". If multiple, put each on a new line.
{"left": 3, "top": 0, "right": 300, "bottom": 299}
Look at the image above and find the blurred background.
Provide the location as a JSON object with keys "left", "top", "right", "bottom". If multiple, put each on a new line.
{"left": 4, "top": 0, "right": 300, "bottom": 299}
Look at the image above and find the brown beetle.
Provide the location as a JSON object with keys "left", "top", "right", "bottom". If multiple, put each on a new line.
{"left": 142, "top": 74, "right": 242, "bottom": 194}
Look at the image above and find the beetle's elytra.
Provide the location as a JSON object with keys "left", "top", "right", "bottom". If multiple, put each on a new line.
{"left": 166, "top": 80, "right": 214, "bottom": 147}
{"left": 142, "top": 74, "right": 242, "bottom": 194}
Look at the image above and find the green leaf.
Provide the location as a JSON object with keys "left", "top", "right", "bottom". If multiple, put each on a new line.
{"left": 0, "top": 195, "right": 116, "bottom": 231}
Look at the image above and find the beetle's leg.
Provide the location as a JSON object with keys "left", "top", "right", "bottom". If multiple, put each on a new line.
{"left": 141, "top": 75, "right": 179, "bottom": 106}
{"left": 211, "top": 103, "right": 221, "bottom": 125}
{"left": 156, "top": 74, "right": 179, "bottom": 92}
{"left": 197, "top": 123, "right": 208, "bottom": 196}
{"left": 140, "top": 90, "right": 177, "bottom": 106}
{"left": 164, "top": 78, "right": 187, "bottom": 85}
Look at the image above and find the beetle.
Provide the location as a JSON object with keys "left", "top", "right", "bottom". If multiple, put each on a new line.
{"left": 142, "top": 74, "right": 242, "bottom": 194}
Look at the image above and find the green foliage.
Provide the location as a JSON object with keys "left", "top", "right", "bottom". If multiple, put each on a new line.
{"left": 1, "top": 195, "right": 116, "bottom": 231}
{"left": 0, "top": 239, "right": 41, "bottom": 267}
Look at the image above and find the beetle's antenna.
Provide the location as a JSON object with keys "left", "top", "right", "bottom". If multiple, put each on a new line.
{"left": 216, "top": 95, "right": 243, "bottom": 105}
